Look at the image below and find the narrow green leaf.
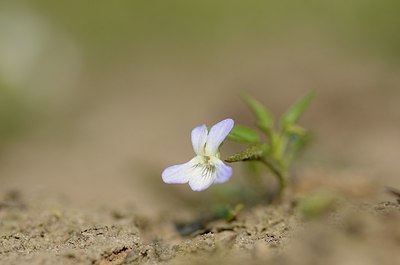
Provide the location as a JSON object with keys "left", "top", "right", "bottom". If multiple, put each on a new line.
{"left": 243, "top": 95, "right": 273, "bottom": 132}
{"left": 281, "top": 91, "right": 315, "bottom": 130}
{"left": 285, "top": 124, "right": 307, "bottom": 136}
{"left": 225, "top": 144, "right": 266, "bottom": 163}
{"left": 227, "top": 125, "right": 260, "bottom": 144}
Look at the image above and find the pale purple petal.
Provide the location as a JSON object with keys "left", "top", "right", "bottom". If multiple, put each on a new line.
{"left": 191, "top": 124, "right": 208, "bottom": 155}
{"left": 188, "top": 164, "right": 217, "bottom": 191}
{"left": 161, "top": 157, "right": 198, "bottom": 184}
{"left": 213, "top": 160, "right": 233, "bottom": 184}
{"left": 205, "top": 119, "right": 234, "bottom": 155}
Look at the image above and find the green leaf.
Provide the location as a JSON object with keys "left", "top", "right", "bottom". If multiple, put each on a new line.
{"left": 214, "top": 204, "right": 244, "bottom": 222}
{"left": 243, "top": 95, "right": 273, "bottom": 133}
{"left": 227, "top": 125, "right": 260, "bottom": 144}
{"left": 296, "top": 191, "right": 337, "bottom": 219}
{"left": 285, "top": 124, "right": 307, "bottom": 136}
{"left": 281, "top": 91, "right": 315, "bottom": 130}
{"left": 225, "top": 144, "right": 267, "bottom": 163}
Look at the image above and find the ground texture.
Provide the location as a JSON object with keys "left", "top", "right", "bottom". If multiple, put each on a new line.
{"left": 1, "top": 188, "right": 399, "bottom": 265}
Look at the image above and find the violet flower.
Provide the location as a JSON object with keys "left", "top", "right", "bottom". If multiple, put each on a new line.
{"left": 162, "top": 119, "right": 234, "bottom": 191}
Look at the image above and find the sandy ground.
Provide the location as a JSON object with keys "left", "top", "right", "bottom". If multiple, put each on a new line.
{"left": 1, "top": 188, "right": 399, "bottom": 265}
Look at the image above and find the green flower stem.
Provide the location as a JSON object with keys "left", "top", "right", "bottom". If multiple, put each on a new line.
{"left": 278, "top": 134, "right": 288, "bottom": 159}
{"left": 260, "top": 157, "right": 286, "bottom": 197}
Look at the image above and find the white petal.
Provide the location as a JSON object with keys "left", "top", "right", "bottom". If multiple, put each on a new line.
{"left": 205, "top": 119, "right": 234, "bottom": 155}
{"left": 213, "top": 159, "right": 233, "bottom": 184}
{"left": 191, "top": 124, "right": 208, "bottom": 155}
{"left": 161, "top": 157, "right": 198, "bottom": 184}
{"left": 188, "top": 163, "right": 217, "bottom": 191}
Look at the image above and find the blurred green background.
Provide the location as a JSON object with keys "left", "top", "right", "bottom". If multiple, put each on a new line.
{"left": 0, "top": 0, "right": 399, "bottom": 212}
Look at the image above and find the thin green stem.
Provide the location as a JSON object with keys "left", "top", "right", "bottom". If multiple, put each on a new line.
{"left": 260, "top": 157, "right": 286, "bottom": 198}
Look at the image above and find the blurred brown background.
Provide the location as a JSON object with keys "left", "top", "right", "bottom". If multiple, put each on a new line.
{"left": 0, "top": 0, "right": 399, "bottom": 214}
